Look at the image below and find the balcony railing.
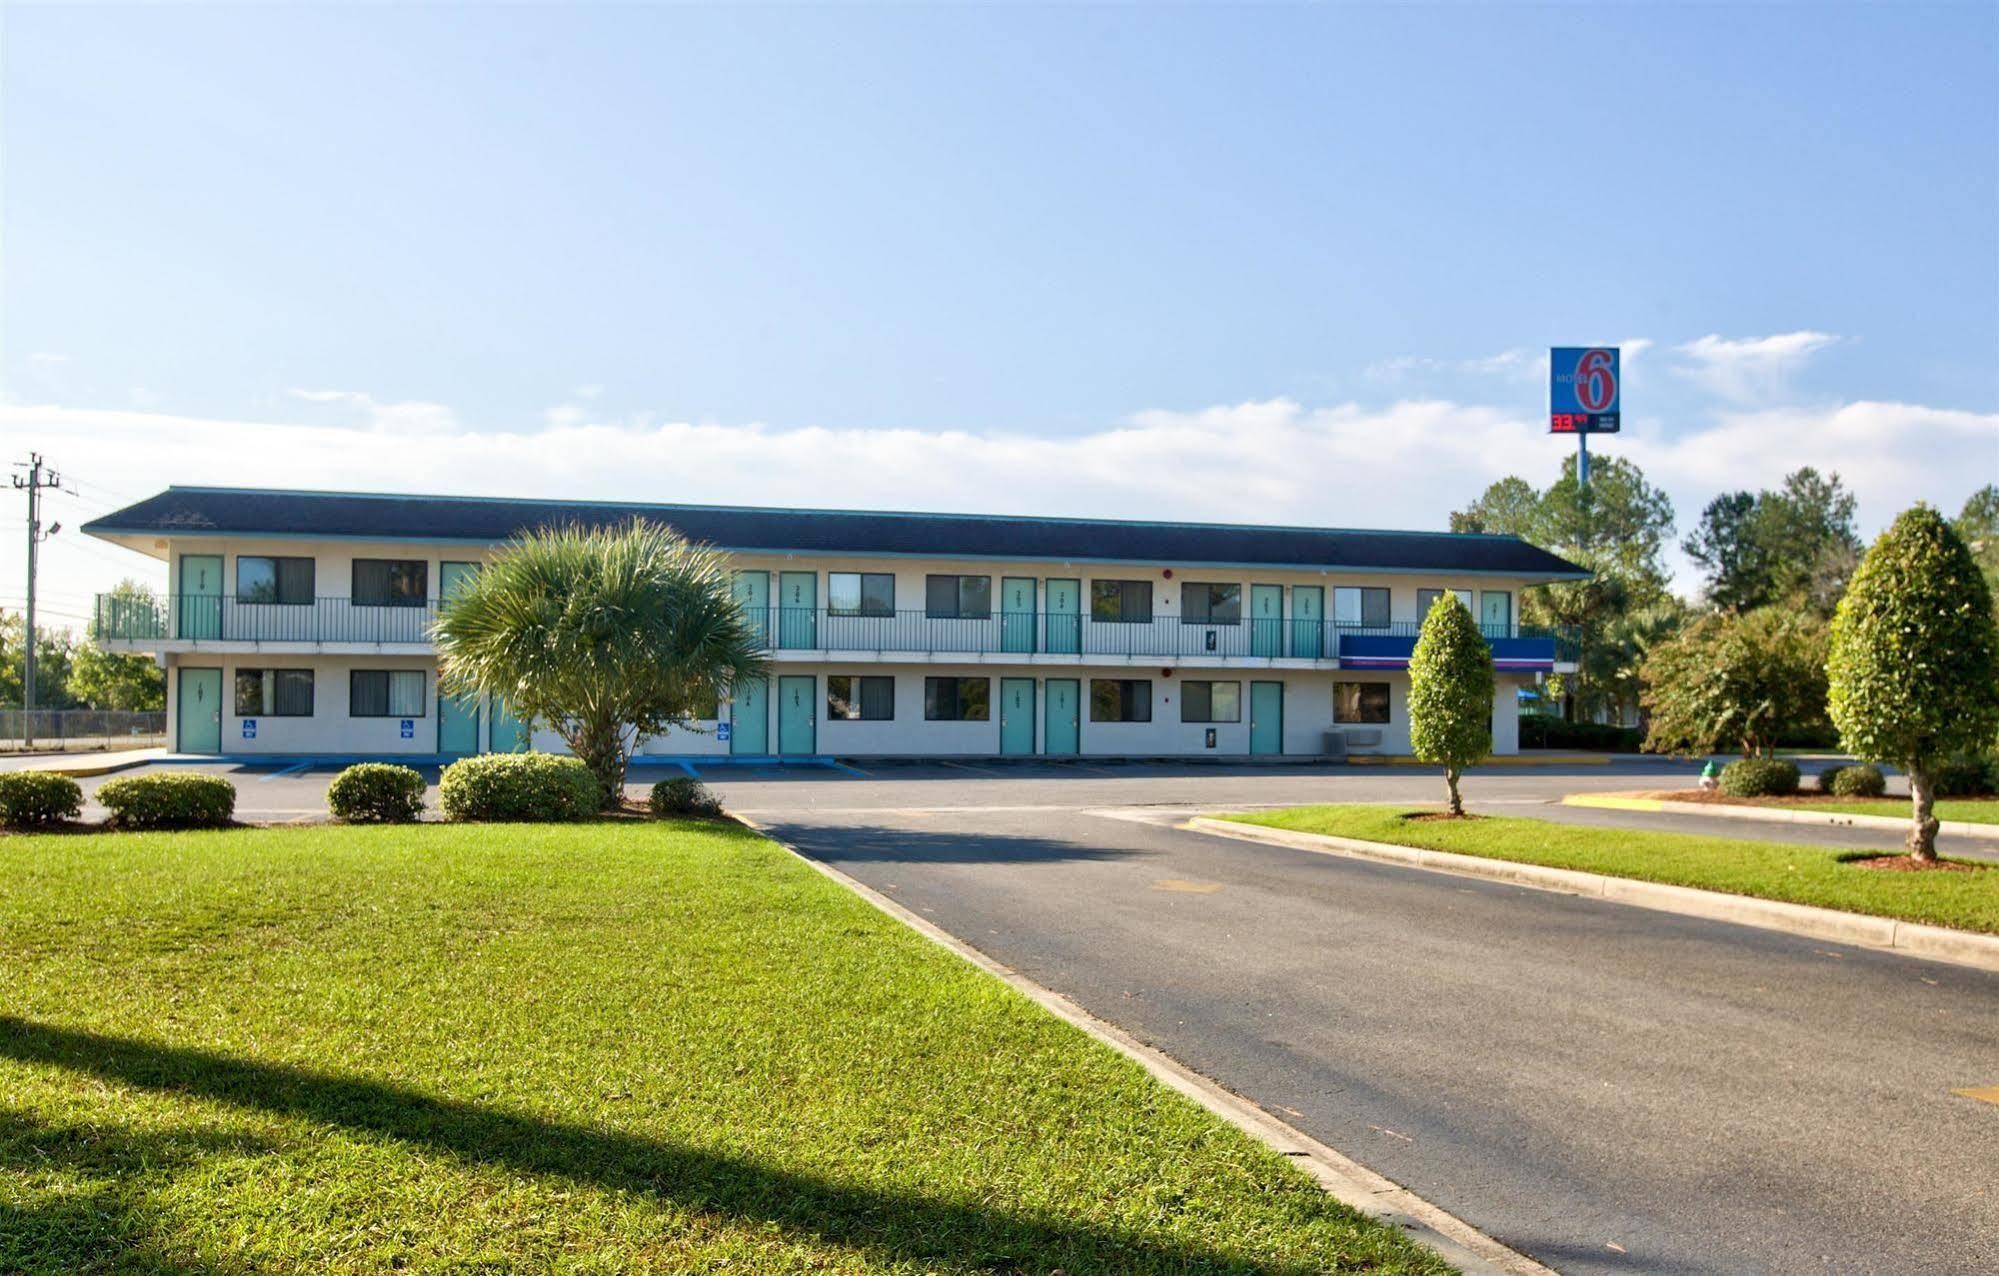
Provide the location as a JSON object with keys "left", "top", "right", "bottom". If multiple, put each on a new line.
{"left": 94, "top": 594, "right": 438, "bottom": 645}
{"left": 95, "top": 595, "right": 1580, "bottom": 666}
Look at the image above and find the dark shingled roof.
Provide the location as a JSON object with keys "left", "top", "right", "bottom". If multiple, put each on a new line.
{"left": 82, "top": 487, "right": 1589, "bottom": 578}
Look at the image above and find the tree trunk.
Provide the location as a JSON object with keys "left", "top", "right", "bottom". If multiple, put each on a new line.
{"left": 568, "top": 716, "right": 629, "bottom": 809}
{"left": 1907, "top": 764, "right": 1939, "bottom": 864}
{"left": 1445, "top": 766, "right": 1463, "bottom": 817}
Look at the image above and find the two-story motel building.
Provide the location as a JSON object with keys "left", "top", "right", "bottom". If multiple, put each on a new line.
{"left": 83, "top": 488, "right": 1586, "bottom": 761}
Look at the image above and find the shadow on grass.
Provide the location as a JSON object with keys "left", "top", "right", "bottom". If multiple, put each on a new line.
{"left": 765, "top": 822, "right": 1144, "bottom": 866}
{"left": 0, "top": 1017, "right": 1373, "bottom": 1274}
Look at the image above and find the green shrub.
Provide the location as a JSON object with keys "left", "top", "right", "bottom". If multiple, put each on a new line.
{"left": 1932, "top": 755, "right": 1997, "bottom": 798}
{"left": 1718, "top": 757, "right": 1801, "bottom": 798}
{"left": 326, "top": 763, "right": 427, "bottom": 823}
{"left": 647, "top": 776, "right": 723, "bottom": 818}
{"left": 0, "top": 772, "right": 83, "bottom": 828}
{"left": 1826, "top": 763, "right": 1886, "bottom": 798}
{"left": 439, "top": 752, "right": 597, "bottom": 822}
{"left": 95, "top": 773, "right": 236, "bottom": 829}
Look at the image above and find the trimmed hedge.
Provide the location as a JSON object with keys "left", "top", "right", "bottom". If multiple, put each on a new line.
{"left": 0, "top": 772, "right": 83, "bottom": 829}
{"left": 327, "top": 763, "right": 427, "bottom": 824}
{"left": 1520, "top": 717, "right": 1644, "bottom": 753}
{"left": 1719, "top": 757, "right": 1801, "bottom": 798}
{"left": 648, "top": 776, "right": 723, "bottom": 818}
{"left": 1932, "top": 755, "right": 1998, "bottom": 798}
{"left": 439, "top": 753, "right": 597, "bottom": 822}
{"left": 1825, "top": 763, "right": 1886, "bottom": 798}
{"left": 95, "top": 773, "right": 236, "bottom": 830}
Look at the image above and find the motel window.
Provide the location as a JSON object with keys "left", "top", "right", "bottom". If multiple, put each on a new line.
{"left": 350, "top": 670, "right": 426, "bottom": 718}
{"left": 1090, "top": 679, "right": 1152, "bottom": 723}
{"left": 1091, "top": 580, "right": 1153, "bottom": 624}
{"left": 1181, "top": 583, "right": 1241, "bottom": 625}
{"left": 353, "top": 559, "right": 429, "bottom": 608}
{"left": 925, "top": 575, "right": 992, "bottom": 619}
{"left": 1333, "top": 586, "right": 1391, "bottom": 629}
{"left": 690, "top": 688, "right": 721, "bottom": 720}
{"left": 923, "top": 676, "right": 989, "bottom": 721}
{"left": 1180, "top": 680, "right": 1241, "bottom": 724}
{"left": 828, "top": 675, "right": 895, "bottom": 721}
{"left": 829, "top": 573, "right": 896, "bottom": 617}
{"left": 234, "top": 668, "right": 314, "bottom": 717}
{"left": 1334, "top": 682, "right": 1391, "bottom": 724}
{"left": 235, "top": 556, "right": 315, "bottom": 606}
{"left": 1416, "top": 588, "right": 1475, "bottom": 618}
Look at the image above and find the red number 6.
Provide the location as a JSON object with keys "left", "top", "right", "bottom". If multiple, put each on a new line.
{"left": 1575, "top": 348, "right": 1616, "bottom": 412}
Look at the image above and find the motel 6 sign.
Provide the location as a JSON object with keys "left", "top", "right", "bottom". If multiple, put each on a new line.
{"left": 1549, "top": 347, "right": 1621, "bottom": 434}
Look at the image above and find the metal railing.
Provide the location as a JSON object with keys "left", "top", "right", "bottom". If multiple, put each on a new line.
{"left": 93, "top": 595, "right": 1580, "bottom": 665}
{"left": 0, "top": 710, "right": 167, "bottom": 752}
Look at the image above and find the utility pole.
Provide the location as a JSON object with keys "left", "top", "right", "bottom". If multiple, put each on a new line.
{"left": 12, "top": 453, "right": 64, "bottom": 749}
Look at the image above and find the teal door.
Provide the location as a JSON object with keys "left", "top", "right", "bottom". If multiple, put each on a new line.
{"left": 438, "top": 693, "right": 479, "bottom": 755}
{"left": 179, "top": 554, "right": 222, "bottom": 640}
{"left": 1043, "top": 679, "right": 1080, "bottom": 755}
{"left": 1481, "top": 590, "right": 1512, "bottom": 637}
{"left": 1250, "top": 584, "right": 1284, "bottom": 657}
{"left": 1045, "top": 579, "right": 1081, "bottom": 654}
{"left": 1000, "top": 678, "right": 1036, "bottom": 755}
{"left": 733, "top": 571, "right": 771, "bottom": 647}
{"left": 491, "top": 700, "right": 531, "bottom": 751}
{"left": 730, "top": 679, "right": 768, "bottom": 755}
{"left": 1290, "top": 586, "right": 1324, "bottom": 659}
{"left": 1249, "top": 681, "right": 1284, "bottom": 755}
{"left": 777, "top": 675, "right": 816, "bottom": 755}
{"left": 177, "top": 667, "right": 222, "bottom": 753}
{"left": 1001, "top": 578, "right": 1037, "bottom": 653}
{"left": 778, "top": 572, "right": 817, "bottom": 649}
{"left": 439, "top": 561, "right": 480, "bottom": 602}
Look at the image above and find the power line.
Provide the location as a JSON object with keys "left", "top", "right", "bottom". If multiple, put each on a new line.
{"left": 11, "top": 453, "right": 73, "bottom": 746}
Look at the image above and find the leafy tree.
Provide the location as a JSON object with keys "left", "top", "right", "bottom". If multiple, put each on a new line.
{"left": 70, "top": 580, "right": 167, "bottom": 710}
{"left": 1453, "top": 455, "right": 1675, "bottom": 724}
{"left": 433, "top": 520, "right": 767, "bottom": 806}
{"left": 1640, "top": 607, "right": 1828, "bottom": 758}
{"left": 1826, "top": 505, "right": 1999, "bottom": 862}
{"left": 1683, "top": 467, "right": 1860, "bottom": 614}
{"left": 0, "top": 613, "right": 79, "bottom": 710}
{"left": 1407, "top": 593, "right": 1495, "bottom": 817}
{"left": 1953, "top": 484, "right": 1999, "bottom": 606}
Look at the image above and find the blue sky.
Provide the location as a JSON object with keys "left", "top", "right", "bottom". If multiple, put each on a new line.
{"left": 4, "top": 3, "right": 1996, "bottom": 620}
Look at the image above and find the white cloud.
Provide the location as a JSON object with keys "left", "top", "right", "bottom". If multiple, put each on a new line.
{"left": 287, "top": 387, "right": 458, "bottom": 434}
{"left": 1674, "top": 330, "right": 1839, "bottom": 403}
{"left": 4, "top": 391, "right": 1991, "bottom": 611}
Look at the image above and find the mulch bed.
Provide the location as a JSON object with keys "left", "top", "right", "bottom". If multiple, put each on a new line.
{"left": 1401, "top": 812, "right": 1487, "bottom": 823}
{"left": 1847, "top": 855, "right": 1990, "bottom": 874}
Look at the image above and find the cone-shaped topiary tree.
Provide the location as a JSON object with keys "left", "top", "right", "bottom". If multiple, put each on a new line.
{"left": 434, "top": 520, "right": 768, "bottom": 808}
{"left": 1827, "top": 505, "right": 1999, "bottom": 862}
{"left": 1408, "top": 593, "right": 1496, "bottom": 817}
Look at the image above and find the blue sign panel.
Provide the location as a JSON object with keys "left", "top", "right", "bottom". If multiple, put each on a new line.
{"left": 400, "top": 719, "right": 415, "bottom": 739}
{"left": 717, "top": 722, "right": 732, "bottom": 743}
{"left": 241, "top": 718, "right": 257, "bottom": 739}
{"left": 1550, "top": 347, "right": 1620, "bottom": 434}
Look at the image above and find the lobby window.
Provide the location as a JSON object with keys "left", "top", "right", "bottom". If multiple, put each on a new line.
{"left": 1091, "top": 580, "right": 1153, "bottom": 623}
{"left": 828, "top": 675, "right": 895, "bottom": 721}
{"left": 1090, "top": 679, "right": 1152, "bottom": 723}
{"left": 351, "top": 670, "right": 426, "bottom": 718}
{"left": 829, "top": 573, "right": 896, "bottom": 617}
{"left": 353, "top": 559, "right": 429, "bottom": 607}
{"left": 923, "top": 676, "right": 989, "bottom": 721}
{"left": 235, "top": 556, "right": 315, "bottom": 605}
{"left": 1181, "top": 583, "right": 1241, "bottom": 625}
{"left": 1333, "top": 586, "right": 1391, "bottom": 629}
{"left": 1180, "top": 680, "right": 1241, "bottom": 723}
{"left": 1416, "top": 588, "right": 1474, "bottom": 618}
{"left": 925, "top": 575, "right": 992, "bottom": 619}
{"left": 234, "top": 668, "right": 314, "bottom": 717}
{"left": 1334, "top": 682, "right": 1391, "bottom": 724}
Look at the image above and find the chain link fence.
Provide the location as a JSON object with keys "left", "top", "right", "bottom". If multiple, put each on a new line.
{"left": 0, "top": 710, "right": 167, "bottom": 752}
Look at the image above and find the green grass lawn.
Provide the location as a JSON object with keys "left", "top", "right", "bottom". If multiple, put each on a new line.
{"left": 0, "top": 821, "right": 1445, "bottom": 1275}
{"left": 1221, "top": 805, "right": 1999, "bottom": 935}
{"left": 1685, "top": 795, "right": 1999, "bottom": 826}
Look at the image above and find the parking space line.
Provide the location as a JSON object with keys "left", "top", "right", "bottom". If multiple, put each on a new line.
{"left": 260, "top": 761, "right": 312, "bottom": 782}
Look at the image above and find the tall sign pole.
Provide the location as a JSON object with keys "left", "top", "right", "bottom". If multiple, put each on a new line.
{"left": 11, "top": 453, "right": 63, "bottom": 749}
{"left": 1549, "top": 347, "right": 1620, "bottom": 493}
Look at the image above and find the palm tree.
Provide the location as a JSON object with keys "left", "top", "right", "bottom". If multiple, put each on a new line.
{"left": 434, "top": 520, "right": 767, "bottom": 807}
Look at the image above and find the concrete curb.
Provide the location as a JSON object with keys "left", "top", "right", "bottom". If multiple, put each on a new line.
{"left": 18, "top": 748, "right": 166, "bottom": 778}
{"left": 1348, "top": 753, "right": 1612, "bottom": 768}
{"left": 1189, "top": 817, "right": 1999, "bottom": 974}
{"left": 729, "top": 811, "right": 1551, "bottom": 1276}
{"left": 1562, "top": 790, "right": 1999, "bottom": 841}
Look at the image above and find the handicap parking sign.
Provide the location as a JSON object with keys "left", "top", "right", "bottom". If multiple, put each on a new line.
{"left": 400, "top": 719, "right": 414, "bottom": 739}
{"left": 717, "top": 721, "right": 732, "bottom": 742}
{"left": 241, "top": 719, "right": 257, "bottom": 739}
